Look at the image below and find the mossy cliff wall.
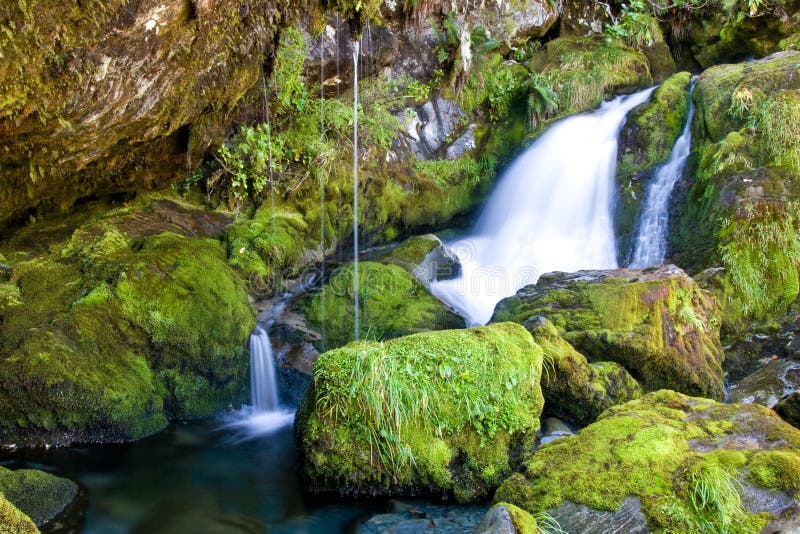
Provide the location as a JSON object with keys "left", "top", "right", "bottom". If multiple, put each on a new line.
{"left": 0, "top": 0, "right": 302, "bottom": 229}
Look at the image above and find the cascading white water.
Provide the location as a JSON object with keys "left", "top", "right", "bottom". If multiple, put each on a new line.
{"left": 431, "top": 88, "right": 656, "bottom": 326}
{"left": 250, "top": 326, "right": 279, "bottom": 412}
{"left": 629, "top": 83, "right": 696, "bottom": 268}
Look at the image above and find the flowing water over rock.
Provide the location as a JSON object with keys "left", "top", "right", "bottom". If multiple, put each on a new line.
{"left": 431, "top": 88, "right": 655, "bottom": 326}
{"left": 629, "top": 82, "right": 696, "bottom": 268}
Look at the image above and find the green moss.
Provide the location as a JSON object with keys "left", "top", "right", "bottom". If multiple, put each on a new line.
{"left": 0, "top": 494, "right": 38, "bottom": 534}
{"left": 671, "top": 53, "right": 800, "bottom": 331}
{"left": 493, "top": 270, "right": 725, "bottom": 399}
{"left": 524, "top": 36, "right": 653, "bottom": 131}
{"left": 383, "top": 236, "right": 440, "bottom": 267}
{"left": 0, "top": 207, "right": 255, "bottom": 444}
{"left": 297, "top": 323, "right": 544, "bottom": 501}
{"left": 495, "top": 390, "right": 799, "bottom": 533}
{"left": 300, "top": 262, "right": 464, "bottom": 350}
{"left": 492, "top": 502, "right": 540, "bottom": 533}
{"left": 0, "top": 467, "right": 76, "bottom": 526}
{"left": 529, "top": 319, "right": 642, "bottom": 425}
{"left": 747, "top": 450, "right": 800, "bottom": 490}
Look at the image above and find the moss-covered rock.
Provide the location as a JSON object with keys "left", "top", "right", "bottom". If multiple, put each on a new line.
{"left": 524, "top": 36, "right": 655, "bottom": 131}
{"left": 679, "top": 0, "right": 800, "bottom": 68}
{"left": 297, "top": 323, "right": 544, "bottom": 502}
{"left": 473, "top": 502, "right": 539, "bottom": 534}
{"left": 299, "top": 261, "right": 464, "bottom": 351}
{"left": 492, "top": 265, "right": 725, "bottom": 399}
{"left": 0, "top": 494, "right": 38, "bottom": 534}
{"left": 0, "top": 200, "right": 254, "bottom": 445}
{"left": 615, "top": 72, "right": 692, "bottom": 262}
{"left": 670, "top": 52, "right": 800, "bottom": 331}
{"left": 378, "top": 234, "right": 461, "bottom": 286}
{"left": 527, "top": 318, "right": 642, "bottom": 426}
{"left": 494, "top": 390, "right": 800, "bottom": 533}
{"left": 0, "top": 467, "right": 77, "bottom": 527}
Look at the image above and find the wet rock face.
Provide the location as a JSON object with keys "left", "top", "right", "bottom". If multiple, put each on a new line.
{"left": 492, "top": 265, "right": 725, "bottom": 399}
{"left": 776, "top": 392, "right": 800, "bottom": 429}
{"left": 0, "top": 0, "right": 298, "bottom": 229}
{"left": 727, "top": 358, "right": 800, "bottom": 407}
{"left": 393, "top": 97, "right": 466, "bottom": 161}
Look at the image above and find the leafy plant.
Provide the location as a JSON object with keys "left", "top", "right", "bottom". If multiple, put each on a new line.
{"left": 524, "top": 72, "right": 559, "bottom": 130}
{"left": 604, "top": 0, "right": 659, "bottom": 49}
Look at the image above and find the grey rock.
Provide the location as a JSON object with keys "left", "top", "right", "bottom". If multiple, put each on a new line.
{"left": 471, "top": 504, "right": 515, "bottom": 534}
{"left": 394, "top": 97, "right": 465, "bottom": 161}
{"left": 548, "top": 497, "right": 650, "bottom": 534}
{"left": 445, "top": 124, "right": 477, "bottom": 160}
{"left": 727, "top": 359, "right": 800, "bottom": 407}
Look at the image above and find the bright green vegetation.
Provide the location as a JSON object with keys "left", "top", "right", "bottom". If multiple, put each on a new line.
{"left": 492, "top": 269, "right": 725, "bottom": 399}
{"left": 603, "top": 0, "right": 662, "bottom": 49}
{"left": 523, "top": 36, "right": 656, "bottom": 131}
{"left": 495, "top": 390, "right": 800, "bottom": 533}
{"left": 0, "top": 467, "right": 76, "bottom": 527}
{"left": 529, "top": 319, "right": 642, "bottom": 426}
{"left": 297, "top": 323, "right": 544, "bottom": 502}
{"left": 300, "top": 261, "right": 464, "bottom": 350}
{"left": 0, "top": 495, "right": 38, "bottom": 534}
{"left": 671, "top": 52, "right": 800, "bottom": 331}
{"left": 615, "top": 72, "right": 692, "bottom": 260}
{"left": 0, "top": 198, "right": 254, "bottom": 445}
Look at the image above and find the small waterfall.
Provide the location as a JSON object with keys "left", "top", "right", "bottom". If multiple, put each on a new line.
{"left": 319, "top": 33, "right": 327, "bottom": 352}
{"left": 629, "top": 82, "right": 696, "bottom": 268}
{"left": 431, "top": 88, "right": 656, "bottom": 326}
{"left": 352, "top": 39, "right": 361, "bottom": 340}
{"left": 250, "top": 326, "right": 279, "bottom": 412}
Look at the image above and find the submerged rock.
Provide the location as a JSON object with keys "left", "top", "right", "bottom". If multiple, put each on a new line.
{"left": 492, "top": 265, "right": 725, "bottom": 400}
{"left": 527, "top": 318, "right": 642, "bottom": 426}
{"left": 0, "top": 467, "right": 77, "bottom": 528}
{"left": 357, "top": 501, "right": 486, "bottom": 534}
{"left": 297, "top": 323, "right": 544, "bottom": 502}
{"left": 494, "top": 390, "right": 800, "bottom": 533}
{"left": 298, "top": 261, "right": 464, "bottom": 351}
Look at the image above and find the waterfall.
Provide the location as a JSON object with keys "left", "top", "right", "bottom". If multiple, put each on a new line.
{"left": 430, "top": 88, "right": 656, "bottom": 326}
{"left": 629, "top": 82, "right": 696, "bottom": 268}
{"left": 352, "top": 39, "right": 361, "bottom": 340}
{"left": 249, "top": 326, "right": 279, "bottom": 412}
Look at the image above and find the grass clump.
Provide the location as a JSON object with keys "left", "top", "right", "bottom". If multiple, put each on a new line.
{"left": 297, "top": 323, "right": 544, "bottom": 501}
{"left": 719, "top": 202, "right": 800, "bottom": 320}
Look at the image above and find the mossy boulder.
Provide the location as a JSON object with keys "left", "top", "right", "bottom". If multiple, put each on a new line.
{"left": 299, "top": 261, "right": 464, "bottom": 351}
{"left": 0, "top": 495, "right": 38, "bottom": 534}
{"left": 297, "top": 323, "right": 545, "bottom": 502}
{"left": 670, "top": 52, "right": 800, "bottom": 331}
{"left": 615, "top": 72, "right": 692, "bottom": 263}
{"left": 473, "top": 502, "right": 539, "bottom": 534}
{"left": 494, "top": 390, "right": 800, "bottom": 533}
{"left": 527, "top": 318, "right": 642, "bottom": 426}
{"left": 492, "top": 265, "right": 725, "bottom": 400}
{"left": 0, "top": 204, "right": 254, "bottom": 446}
{"left": 0, "top": 467, "right": 77, "bottom": 528}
